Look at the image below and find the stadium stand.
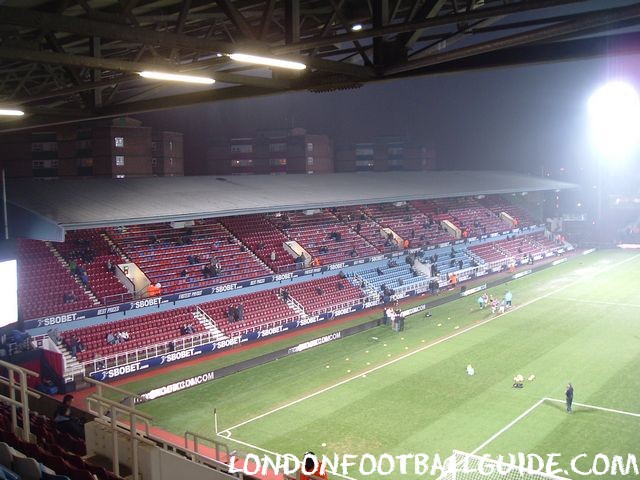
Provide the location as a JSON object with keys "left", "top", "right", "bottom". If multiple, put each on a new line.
{"left": 107, "top": 219, "right": 271, "bottom": 294}
{"left": 364, "top": 202, "right": 454, "bottom": 248}
{"left": 53, "top": 230, "right": 131, "bottom": 305}
{"left": 477, "top": 195, "right": 537, "bottom": 227}
{"left": 269, "top": 210, "right": 379, "bottom": 265}
{"left": 61, "top": 307, "right": 202, "bottom": 363}
{"left": 220, "top": 214, "right": 295, "bottom": 271}
{"left": 333, "top": 206, "right": 389, "bottom": 252}
{"left": 469, "top": 232, "right": 559, "bottom": 263}
{"left": 422, "top": 197, "right": 509, "bottom": 237}
{"left": 17, "top": 239, "right": 95, "bottom": 320}
{"left": 285, "top": 275, "right": 366, "bottom": 315}
{"left": 198, "top": 289, "right": 298, "bottom": 336}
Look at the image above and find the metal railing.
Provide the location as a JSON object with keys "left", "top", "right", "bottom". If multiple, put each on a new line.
{"left": 0, "top": 359, "right": 41, "bottom": 442}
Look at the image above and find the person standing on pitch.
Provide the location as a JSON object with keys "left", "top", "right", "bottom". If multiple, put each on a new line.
{"left": 566, "top": 383, "right": 574, "bottom": 413}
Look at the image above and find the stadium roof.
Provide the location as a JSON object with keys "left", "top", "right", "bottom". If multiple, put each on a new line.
{"left": 1, "top": 1, "right": 640, "bottom": 133}
{"left": 7, "top": 171, "right": 576, "bottom": 241}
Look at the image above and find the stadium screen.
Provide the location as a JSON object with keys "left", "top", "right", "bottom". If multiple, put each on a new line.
{"left": 0, "top": 260, "right": 18, "bottom": 327}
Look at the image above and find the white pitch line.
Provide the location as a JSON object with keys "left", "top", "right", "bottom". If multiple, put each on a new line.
{"left": 470, "top": 398, "right": 546, "bottom": 455}
{"left": 224, "top": 253, "right": 640, "bottom": 433}
{"left": 547, "top": 297, "right": 640, "bottom": 308}
{"left": 219, "top": 434, "right": 359, "bottom": 480}
{"left": 544, "top": 397, "right": 640, "bottom": 418}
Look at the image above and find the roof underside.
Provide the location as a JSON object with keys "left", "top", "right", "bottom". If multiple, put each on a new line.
{"left": 1, "top": 1, "right": 640, "bottom": 133}
{"left": 7, "top": 171, "right": 575, "bottom": 239}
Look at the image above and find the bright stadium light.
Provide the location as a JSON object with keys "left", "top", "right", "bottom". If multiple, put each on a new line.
{"left": 229, "top": 53, "right": 306, "bottom": 70}
{"left": 0, "top": 109, "right": 24, "bottom": 116}
{"left": 588, "top": 81, "right": 640, "bottom": 163}
{"left": 138, "top": 71, "right": 215, "bottom": 85}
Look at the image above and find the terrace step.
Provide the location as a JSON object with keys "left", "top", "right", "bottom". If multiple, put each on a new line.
{"left": 193, "top": 308, "right": 227, "bottom": 341}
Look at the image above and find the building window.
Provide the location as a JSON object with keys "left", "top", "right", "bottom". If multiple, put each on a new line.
{"left": 77, "top": 158, "right": 93, "bottom": 167}
{"left": 230, "top": 144, "right": 252, "bottom": 153}
{"left": 115, "top": 155, "right": 125, "bottom": 166}
{"left": 231, "top": 159, "right": 253, "bottom": 167}
{"left": 306, "top": 142, "right": 314, "bottom": 152}
{"left": 269, "top": 142, "right": 287, "bottom": 153}
{"left": 114, "top": 137, "right": 124, "bottom": 148}
{"left": 31, "top": 142, "right": 57, "bottom": 152}
{"left": 269, "top": 158, "right": 287, "bottom": 166}
{"left": 306, "top": 156, "right": 314, "bottom": 165}
{"left": 32, "top": 159, "right": 59, "bottom": 169}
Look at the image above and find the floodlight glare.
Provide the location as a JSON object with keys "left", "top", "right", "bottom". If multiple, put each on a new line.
{"left": 351, "top": 24, "right": 363, "bottom": 32}
{"left": 138, "top": 71, "right": 215, "bottom": 85}
{"left": 229, "top": 53, "right": 306, "bottom": 70}
{"left": 0, "top": 109, "right": 24, "bottom": 116}
{"left": 588, "top": 81, "right": 640, "bottom": 162}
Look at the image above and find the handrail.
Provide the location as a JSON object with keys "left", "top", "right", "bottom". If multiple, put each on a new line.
{"left": 184, "top": 430, "right": 231, "bottom": 465}
{"left": 0, "top": 359, "right": 40, "bottom": 441}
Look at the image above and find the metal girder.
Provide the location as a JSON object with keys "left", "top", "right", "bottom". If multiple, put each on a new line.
{"left": 216, "top": 0, "right": 255, "bottom": 40}
{"left": 403, "top": 30, "right": 640, "bottom": 76}
{"left": 0, "top": 5, "right": 372, "bottom": 78}
{"left": 259, "top": 0, "right": 276, "bottom": 40}
{"left": 398, "top": 0, "right": 447, "bottom": 48}
{"left": 384, "top": 2, "right": 640, "bottom": 75}
{"left": 272, "top": 0, "right": 586, "bottom": 54}
{"left": 0, "top": 46, "right": 294, "bottom": 90}
{"left": 285, "top": 0, "right": 300, "bottom": 45}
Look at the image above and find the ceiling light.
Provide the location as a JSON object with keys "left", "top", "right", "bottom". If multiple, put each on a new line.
{"left": 138, "top": 71, "right": 215, "bottom": 85}
{"left": 0, "top": 109, "right": 24, "bottom": 116}
{"left": 229, "top": 53, "right": 306, "bottom": 70}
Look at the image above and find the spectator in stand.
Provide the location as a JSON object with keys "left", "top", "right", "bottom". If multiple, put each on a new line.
{"left": 120, "top": 331, "right": 129, "bottom": 341}
{"left": 271, "top": 251, "right": 277, "bottom": 262}
{"left": 53, "top": 395, "right": 84, "bottom": 439}
{"left": 79, "top": 268, "right": 89, "bottom": 287}
{"left": 376, "top": 267, "right": 384, "bottom": 276}
{"left": 68, "top": 259, "right": 77, "bottom": 274}
{"left": 312, "top": 257, "right": 321, "bottom": 267}
{"left": 337, "top": 282, "right": 345, "bottom": 290}
{"left": 355, "top": 222, "right": 361, "bottom": 234}
{"left": 458, "top": 259, "right": 463, "bottom": 270}
{"left": 180, "top": 269, "right": 188, "bottom": 278}
{"left": 106, "top": 258, "right": 114, "bottom": 273}
{"left": 70, "top": 334, "right": 79, "bottom": 357}
{"left": 228, "top": 306, "right": 236, "bottom": 323}
{"left": 63, "top": 292, "right": 76, "bottom": 304}
{"left": 403, "top": 239, "right": 410, "bottom": 249}
{"left": 315, "top": 287, "right": 324, "bottom": 296}
{"left": 237, "top": 303, "right": 245, "bottom": 321}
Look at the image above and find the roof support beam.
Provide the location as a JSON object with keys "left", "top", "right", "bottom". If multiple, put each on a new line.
{"left": 215, "top": 0, "right": 255, "bottom": 40}
{"left": 272, "top": 0, "right": 584, "bottom": 54}
{"left": 0, "top": 47, "right": 293, "bottom": 90}
{"left": 384, "top": 2, "right": 640, "bottom": 75}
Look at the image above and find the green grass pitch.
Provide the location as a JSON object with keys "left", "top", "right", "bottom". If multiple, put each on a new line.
{"left": 118, "top": 250, "right": 640, "bottom": 479}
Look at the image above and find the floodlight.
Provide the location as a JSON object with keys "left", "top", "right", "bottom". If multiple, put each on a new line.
{"left": 588, "top": 81, "right": 640, "bottom": 163}
{"left": 229, "top": 53, "right": 306, "bottom": 70}
{"left": 351, "top": 24, "right": 363, "bottom": 31}
{"left": 138, "top": 71, "right": 215, "bottom": 85}
{"left": 0, "top": 109, "right": 24, "bottom": 116}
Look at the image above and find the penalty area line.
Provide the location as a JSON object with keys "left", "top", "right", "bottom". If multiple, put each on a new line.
{"left": 222, "top": 253, "right": 640, "bottom": 434}
{"left": 471, "top": 398, "right": 546, "bottom": 455}
{"left": 544, "top": 397, "right": 640, "bottom": 418}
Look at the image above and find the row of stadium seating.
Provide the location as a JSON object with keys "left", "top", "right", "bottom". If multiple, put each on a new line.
{"left": 62, "top": 308, "right": 200, "bottom": 363}
{"left": 107, "top": 219, "right": 271, "bottom": 293}
{"left": 269, "top": 210, "right": 380, "bottom": 265}
{"left": 53, "top": 230, "right": 130, "bottom": 304}
{"left": 17, "top": 239, "right": 95, "bottom": 320}
{"left": 469, "top": 232, "right": 558, "bottom": 263}
{"left": 0, "top": 404, "right": 122, "bottom": 480}
{"left": 284, "top": 275, "right": 366, "bottom": 315}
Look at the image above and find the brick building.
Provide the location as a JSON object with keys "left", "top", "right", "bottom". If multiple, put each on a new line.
{"left": 335, "top": 136, "right": 436, "bottom": 172}
{"left": 0, "top": 117, "right": 183, "bottom": 178}
{"left": 207, "top": 128, "right": 333, "bottom": 175}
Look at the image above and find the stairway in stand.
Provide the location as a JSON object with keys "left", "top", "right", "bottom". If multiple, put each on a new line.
{"left": 192, "top": 308, "right": 228, "bottom": 341}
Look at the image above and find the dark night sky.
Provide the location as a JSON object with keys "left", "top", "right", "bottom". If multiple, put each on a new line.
{"left": 138, "top": 52, "right": 640, "bottom": 179}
